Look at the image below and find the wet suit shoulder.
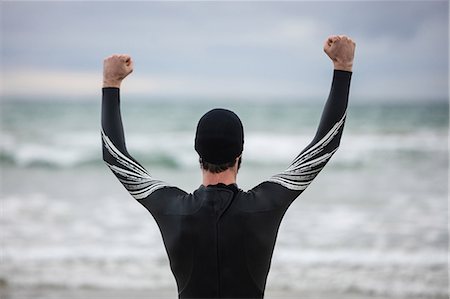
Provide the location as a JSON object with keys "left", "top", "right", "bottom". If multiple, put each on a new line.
{"left": 245, "top": 70, "right": 352, "bottom": 211}
{"left": 101, "top": 88, "right": 188, "bottom": 213}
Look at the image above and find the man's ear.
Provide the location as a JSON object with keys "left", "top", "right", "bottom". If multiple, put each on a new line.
{"left": 235, "top": 155, "right": 242, "bottom": 172}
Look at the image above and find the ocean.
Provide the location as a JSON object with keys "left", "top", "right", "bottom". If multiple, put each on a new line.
{"left": 0, "top": 99, "right": 448, "bottom": 299}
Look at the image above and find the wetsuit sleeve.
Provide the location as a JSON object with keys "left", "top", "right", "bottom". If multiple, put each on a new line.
{"left": 265, "top": 70, "right": 352, "bottom": 197}
{"left": 101, "top": 87, "right": 173, "bottom": 201}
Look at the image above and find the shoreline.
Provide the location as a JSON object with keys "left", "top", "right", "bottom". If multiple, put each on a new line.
{"left": 0, "top": 286, "right": 425, "bottom": 299}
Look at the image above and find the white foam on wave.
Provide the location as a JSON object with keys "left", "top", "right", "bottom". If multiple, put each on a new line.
{"left": 1, "top": 128, "right": 447, "bottom": 169}
{"left": 274, "top": 247, "right": 447, "bottom": 266}
{"left": 341, "top": 131, "right": 447, "bottom": 152}
{"left": 268, "top": 248, "right": 447, "bottom": 298}
{"left": 2, "top": 189, "right": 447, "bottom": 297}
{"left": 16, "top": 143, "right": 90, "bottom": 167}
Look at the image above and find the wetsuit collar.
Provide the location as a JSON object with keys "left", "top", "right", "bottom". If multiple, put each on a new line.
{"left": 201, "top": 183, "right": 239, "bottom": 195}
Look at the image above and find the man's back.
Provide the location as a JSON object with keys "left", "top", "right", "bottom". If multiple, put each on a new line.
{"left": 141, "top": 182, "right": 298, "bottom": 298}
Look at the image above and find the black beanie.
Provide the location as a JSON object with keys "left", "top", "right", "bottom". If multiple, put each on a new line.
{"left": 195, "top": 108, "right": 244, "bottom": 164}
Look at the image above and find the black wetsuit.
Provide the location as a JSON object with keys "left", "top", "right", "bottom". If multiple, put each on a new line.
{"left": 101, "top": 70, "right": 352, "bottom": 298}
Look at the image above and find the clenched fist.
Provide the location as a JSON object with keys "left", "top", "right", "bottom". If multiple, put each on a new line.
{"left": 324, "top": 35, "right": 355, "bottom": 72}
{"left": 103, "top": 54, "right": 134, "bottom": 88}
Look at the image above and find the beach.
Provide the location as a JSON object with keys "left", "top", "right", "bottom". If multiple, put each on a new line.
{"left": 1, "top": 286, "right": 422, "bottom": 299}
{"left": 1, "top": 100, "right": 448, "bottom": 299}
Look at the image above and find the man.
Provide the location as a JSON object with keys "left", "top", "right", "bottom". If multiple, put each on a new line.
{"left": 101, "top": 35, "right": 355, "bottom": 298}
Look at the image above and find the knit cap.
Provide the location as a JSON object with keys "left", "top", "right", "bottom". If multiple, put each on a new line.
{"left": 194, "top": 108, "right": 244, "bottom": 164}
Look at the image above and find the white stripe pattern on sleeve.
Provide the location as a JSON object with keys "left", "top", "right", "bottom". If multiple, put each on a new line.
{"left": 267, "top": 111, "right": 346, "bottom": 191}
{"left": 101, "top": 129, "right": 169, "bottom": 200}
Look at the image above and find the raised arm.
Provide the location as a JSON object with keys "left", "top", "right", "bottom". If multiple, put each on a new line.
{"left": 101, "top": 54, "right": 169, "bottom": 200}
{"left": 267, "top": 35, "right": 355, "bottom": 192}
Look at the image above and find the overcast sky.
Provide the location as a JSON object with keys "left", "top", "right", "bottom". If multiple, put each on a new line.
{"left": 1, "top": 1, "right": 448, "bottom": 102}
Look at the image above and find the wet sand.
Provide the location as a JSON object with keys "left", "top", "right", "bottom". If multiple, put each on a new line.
{"left": 1, "top": 286, "right": 415, "bottom": 299}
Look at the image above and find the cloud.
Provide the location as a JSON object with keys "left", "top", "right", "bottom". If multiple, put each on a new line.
{"left": 1, "top": 1, "right": 448, "bottom": 102}
{"left": 1, "top": 69, "right": 329, "bottom": 101}
{"left": 1, "top": 69, "right": 102, "bottom": 99}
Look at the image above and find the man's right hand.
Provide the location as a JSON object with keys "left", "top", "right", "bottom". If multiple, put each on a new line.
{"left": 324, "top": 35, "right": 355, "bottom": 72}
{"left": 103, "top": 54, "right": 134, "bottom": 88}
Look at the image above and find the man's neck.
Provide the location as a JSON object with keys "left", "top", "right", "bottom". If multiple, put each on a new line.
{"left": 202, "top": 169, "right": 237, "bottom": 186}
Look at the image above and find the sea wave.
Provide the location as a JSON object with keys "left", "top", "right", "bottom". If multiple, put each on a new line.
{"left": 0, "top": 130, "right": 447, "bottom": 169}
